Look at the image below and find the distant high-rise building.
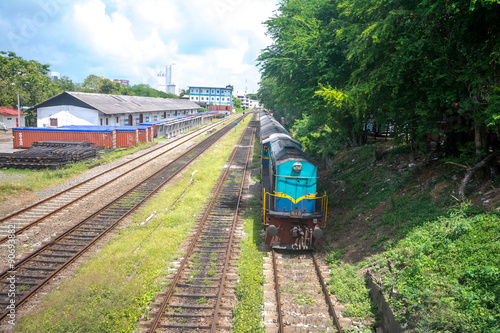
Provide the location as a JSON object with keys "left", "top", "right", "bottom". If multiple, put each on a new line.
{"left": 157, "top": 63, "right": 177, "bottom": 94}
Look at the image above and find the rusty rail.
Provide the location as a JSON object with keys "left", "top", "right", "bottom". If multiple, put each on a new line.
{"left": 147, "top": 115, "right": 254, "bottom": 332}
{"left": 0, "top": 117, "right": 243, "bottom": 321}
{"left": 312, "top": 252, "right": 343, "bottom": 333}
{"left": 0, "top": 120, "right": 226, "bottom": 246}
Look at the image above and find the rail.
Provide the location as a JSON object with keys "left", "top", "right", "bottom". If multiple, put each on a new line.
{"left": 147, "top": 114, "right": 255, "bottom": 332}
{"left": 0, "top": 116, "right": 244, "bottom": 321}
{"left": 271, "top": 250, "right": 343, "bottom": 333}
{"left": 0, "top": 119, "right": 229, "bottom": 246}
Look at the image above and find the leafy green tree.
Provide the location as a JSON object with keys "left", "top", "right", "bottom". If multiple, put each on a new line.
{"left": 129, "top": 84, "right": 178, "bottom": 98}
{"left": 247, "top": 93, "right": 258, "bottom": 100}
{"left": 81, "top": 74, "right": 102, "bottom": 93}
{"left": 0, "top": 51, "right": 53, "bottom": 109}
{"left": 81, "top": 75, "right": 122, "bottom": 94}
{"left": 233, "top": 96, "right": 242, "bottom": 109}
{"left": 258, "top": 0, "right": 500, "bottom": 159}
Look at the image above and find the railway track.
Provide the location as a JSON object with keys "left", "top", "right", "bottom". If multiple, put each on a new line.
{"left": 265, "top": 250, "right": 344, "bottom": 333}
{"left": 0, "top": 118, "right": 230, "bottom": 250}
{"left": 142, "top": 116, "right": 256, "bottom": 332}
{"left": 0, "top": 116, "right": 243, "bottom": 321}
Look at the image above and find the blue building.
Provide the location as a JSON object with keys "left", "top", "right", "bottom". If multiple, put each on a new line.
{"left": 188, "top": 85, "right": 233, "bottom": 106}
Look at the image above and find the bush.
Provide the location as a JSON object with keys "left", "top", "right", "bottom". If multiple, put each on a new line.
{"left": 328, "top": 263, "right": 375, "bottom": 320}
{"left": 384, "top": 203, "right": 500, "bottom": 332}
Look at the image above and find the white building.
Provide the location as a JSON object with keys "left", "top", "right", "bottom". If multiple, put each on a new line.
{"left": 189, "top": 85, "right": 233, "bottom": 106}
{"left": 0, "top": 107, "right": 26, "bottom": 128}
{"left": 235, "top": 91, "right": 263, "bottom": 111}
{"left": 35, "top": 92, "right": 200, "bottom": 127}
{"left": 157, "top": 64, "right": 177, "bottom": 94}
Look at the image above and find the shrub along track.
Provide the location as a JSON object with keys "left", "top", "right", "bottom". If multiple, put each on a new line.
{"left": 142, "top": 116, "right": 256, "bottom": 332}
{"left": 266, "top": 250, "right": 344, "bottom": 333}
{"left": 0, "top": 119, "right": 229, "bottom": 251}
{"left": 0, "top": 116, "right": 243, "bottom": 323}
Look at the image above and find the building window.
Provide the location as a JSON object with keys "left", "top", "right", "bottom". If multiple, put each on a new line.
{"left": 146, "top": 116, "right": 150, "bottom": 122}
{"left": 116, "top": 117, "right": 119, "bottom": 123}
{"left": 136, "top": 118, "right": 140, "bottom": 125}
{"left": 106, "top": 118, "right": 109, "bottom": 125}
{"left": 7, "top": 117, "right": 12, "bottom": 124}
{"left": 124, "top": 119, "right": 129, "bottom": 126}
{"left": 50, "top": 118, "right": 58, "bottom": 126}
{"left": 154, "top": 115, "right": 158, "bottom": 121}
{"left": 216, "top": 90, "right": 219, "bottom": 94}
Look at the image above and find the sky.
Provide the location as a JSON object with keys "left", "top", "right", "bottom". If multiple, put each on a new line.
{"left": 0, "top": 0, "right": 279, "bottom": 94}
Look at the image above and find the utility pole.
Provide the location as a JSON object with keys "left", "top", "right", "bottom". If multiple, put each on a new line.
{"left": 17, "top": 88, "right": 20, "bottom": 127}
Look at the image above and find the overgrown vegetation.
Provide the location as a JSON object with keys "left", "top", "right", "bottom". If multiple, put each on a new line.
{"left": 233, "top": 134, "right": 265, "bottom": 333}
{"left": 328, "top": 263, "right": 375, "bottom": 321}
{"left": 325, "top": 141, "right": 499, "bottom": 332}
{"left": 328, "top": 143, "right": 448, "bottom": 240}
{"left": 377, "top": 202, "right": 500, "bottom": 332}
{"left": 16, "top": 123, "right": 247, "bottom": 332}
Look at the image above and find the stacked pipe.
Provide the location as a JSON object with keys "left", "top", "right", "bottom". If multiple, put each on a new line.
{"left": 0, "top": 141, "right": 100, "bottom": 169}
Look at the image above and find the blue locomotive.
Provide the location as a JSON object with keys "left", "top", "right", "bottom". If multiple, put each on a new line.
{"left": 260, "top": 111, "right": 328, "bottom": 250}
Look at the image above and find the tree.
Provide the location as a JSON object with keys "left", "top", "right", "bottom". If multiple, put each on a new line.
{"left": 0, "top": 51, "right": 53, "bottom": 109}
{"left": 179, "top": 89, "right": 189, "bottom": 97}
{"left": 258, "top": 0, "right": 500, "bottom": 159}
{"left": 247, "top": 93, "right": 258, "bottom": 100}
{"left": 81, "top": 75, "right": 122, "bottom": 94}
{"left": 233, "top": 96, "right": 242, "bottom": 109}
{"left": 129, "top": 84, "right": 179, "bottom": 98}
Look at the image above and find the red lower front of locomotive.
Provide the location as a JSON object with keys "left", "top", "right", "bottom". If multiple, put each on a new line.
{"left": 265, "top": 216, "right": 324, "bottom": 250}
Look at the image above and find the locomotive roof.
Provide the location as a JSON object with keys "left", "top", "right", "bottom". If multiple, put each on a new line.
{"left": 271, "top": 139, "right": 313, "bottom": 165}
{"left": 263, "top": 133, "right": 302, "bottom": 148}
{"left": 260, "top": 122, "right": 291, "bottom": 140}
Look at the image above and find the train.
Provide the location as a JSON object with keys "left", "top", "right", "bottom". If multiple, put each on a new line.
{"left": 260, "top": 111, "right": 328, "bottom": 250}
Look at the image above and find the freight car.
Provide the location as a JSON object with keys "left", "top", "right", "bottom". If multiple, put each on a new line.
{"left": 260, "top": 111, "right": 328, "bottom": 250}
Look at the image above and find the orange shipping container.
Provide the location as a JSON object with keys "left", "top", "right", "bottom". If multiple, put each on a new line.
{"left": 116, "top": 129, "right": 138, "bottom": 147}
{"left": 137, "top": 128, "right": 147, "bottom": 143}
{"left": 13, "top": 128, "right": 117, "bottom": 148}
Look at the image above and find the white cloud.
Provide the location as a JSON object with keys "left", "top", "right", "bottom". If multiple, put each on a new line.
{"left": 0, "top": 0, "right": 278, "bottom": 93}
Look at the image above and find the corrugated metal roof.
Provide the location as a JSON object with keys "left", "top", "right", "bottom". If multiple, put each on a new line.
{"left": 0, "top": 107, "right": 25, "bottom": 116}
{"left": 35, "top": 92, "right": 201, "bottom": 115}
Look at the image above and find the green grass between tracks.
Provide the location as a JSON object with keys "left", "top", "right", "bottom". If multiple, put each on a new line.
{"left": 15, "top": 120, "right": 249, "bottom": 332}
{"left": 233, "top": 133, "right": 266, "bottom": 333}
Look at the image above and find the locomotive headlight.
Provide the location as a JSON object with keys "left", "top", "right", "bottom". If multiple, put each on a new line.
{"left": 292, "top": 162, "right": 302, "bottom": 173}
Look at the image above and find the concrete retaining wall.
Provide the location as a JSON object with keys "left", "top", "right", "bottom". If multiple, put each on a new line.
{"left": 366, "top": 271, "right": 404, "bottom": 333}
